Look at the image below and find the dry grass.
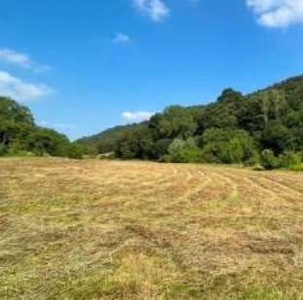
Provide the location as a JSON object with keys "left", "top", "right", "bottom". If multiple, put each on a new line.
{"left": 1, "top": 158, "right": 303, "bottom": 299}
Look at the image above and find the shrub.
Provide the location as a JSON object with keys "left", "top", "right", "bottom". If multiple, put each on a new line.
{"left": 168, "top": 138, "right": 202, "bottom": 163}
{"left": 244, "top": 151, "right": 260, "bottom": 167}
{"left": 200, "top": 144, "right": 219, "bottom": 163}
{"left": 260, "top": 149, "right": 279, "bottom": 170}
{"left": 289, "top": 164, "right": 303, "bottom": 171}
{"left": 67, "top": 143, "right": 84, "bottom": 159}
{"left": 200, "top": 128, "right": 258, "bottom": 165}
{"left": 150, "top": 139, "right": 172, "bottom": 160}
{"left": 278, "top": 151, "right": 301, "bottom": 168}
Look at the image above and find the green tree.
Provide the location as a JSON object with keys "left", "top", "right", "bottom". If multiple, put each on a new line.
{"left": 26, "top": 128, "right": 70, "bottom": 156}
{"left": 149, "top": 139, "right": 172, "bottom": 160}
{"left": 200, "top": 128, "right": 257, "bottom": 164}
{"left": 67, "top": 143, "right": 84, "bottom": 159}
{"left": 167, "top": 137, "right": 201, "bottom": 163}
{"left": 0, "top": 97, "right": 35, "bottom": 149}
{"left": 261, "top": 121, "right": 295, "bottom": 155}
{"left": 149, "top": 106, "right": 197, "bottom": 139}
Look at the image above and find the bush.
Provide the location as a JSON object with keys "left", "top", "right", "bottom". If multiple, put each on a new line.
{"left": 289, "top": 164, "right": 303, "bottom": 171}
{"left": 278, "top": 151, "right": 301, "bottom": 168}
{"left": 260, "top": 149, "right": 279, "bottom": 170}
{"left": 220, "top": 138, "right": 246, "bottom": 164}
{"left": 200, "top": 145, "right": 219, "bottom": 163}
{"left": 168, "top": 138, "right": 202, "bottom": 163}
{"left": 67, "top": 143, "right": 84, "bottom": 159}
{"left": 200, "top": 128, "right": 258, "bottom": 165}
{"left": 150, "top": 139, "right": 172, "bottom": 160}
{"left": 244, "top": 151, "right": 260, "bottom": 167}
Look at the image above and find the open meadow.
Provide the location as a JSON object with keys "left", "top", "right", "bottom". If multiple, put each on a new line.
{"left": 1, "top": 158, "right": 303, "bottom": 299}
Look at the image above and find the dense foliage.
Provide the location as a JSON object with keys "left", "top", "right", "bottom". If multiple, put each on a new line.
{"left": 79, "top": 75, "right": 303, "bottom": 169}
{"left": 0, "top": 97, "right": 84, "bottom": 158}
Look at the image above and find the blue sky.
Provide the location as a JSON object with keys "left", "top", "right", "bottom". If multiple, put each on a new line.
{"left": 1, "top": 0, "right": 303, "bottom": 139}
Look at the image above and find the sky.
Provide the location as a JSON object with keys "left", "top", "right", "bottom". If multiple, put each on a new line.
{"left": 1, "top": 0, "right": 303, "bottom": 140}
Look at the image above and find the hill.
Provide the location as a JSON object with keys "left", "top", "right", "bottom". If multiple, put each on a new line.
{"left": 79, "top": 122, "right": 148, "bottom": 154}
{"left": 78, "top": 75, "right": 303, "bottom": 168}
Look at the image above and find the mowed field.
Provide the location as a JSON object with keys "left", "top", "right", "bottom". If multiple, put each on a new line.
{"left": 1, "top": 158, "right": 303, "bottom": 299}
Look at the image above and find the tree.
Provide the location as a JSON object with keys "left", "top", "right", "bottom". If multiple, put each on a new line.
{"left": 217, "top": 88, "right": 244, "bottom": 104}
{"left": 167, "top": 137, "right": 201, "bottom": 163}
{"left": 237, "top": 95, "right": 265, "bottom": 133}
{"left": 197, "top": 89, "right": 244, "bottom": 133}
{"left": 26, "top": 128, "right": 70, "bottom": 157}
{"left": 0, "top": 97, "right": 35, "bottom": 149}
{"left": 261, "top": 121, "right": 295, "bottom": 155}
{"left": 115, "top": 131, "right": 140, "bottom": 159}
{"left": 200, "top": 128, "right": 258, "bottom": 164}
{"left": 149, "top": 139, "right": 172, "bottom": 160}
{"left": 114, "top": 126, "right": 153, "bottom": 160}
{"left": 257, "top": 89, "right": 287, "bottom": 127}
{"left": 67, "top": 143, "right": 84, "bottom": 159}
{"left": 149, "top": 106, "right": 197, "bottom": 139}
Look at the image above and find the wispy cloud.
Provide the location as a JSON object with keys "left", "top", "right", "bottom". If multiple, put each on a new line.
{"left": 0, "top": 48, "right": 50, "bottom": 72}
{"left": 0, "top": 71, "right": 53, "bottom": 101}
{"left": 247, "top": 0, "right": 303, "bottom": 28}
{"left": 112, "top": 33, "right": 131, "bottom": 44}
{"left": 122, "top": 111, "right": 155, "bottom": 122}
{"left": 133, "top": 0, "right": 170, "bottom": 22}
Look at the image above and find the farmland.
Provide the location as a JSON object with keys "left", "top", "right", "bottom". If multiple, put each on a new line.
{"left": 1, "top": 158, "right": 303, "bottom": 299}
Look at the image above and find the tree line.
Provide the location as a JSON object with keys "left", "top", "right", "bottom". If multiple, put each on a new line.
{"left": 79, "top": 75, "right": 303, "bottom": 170}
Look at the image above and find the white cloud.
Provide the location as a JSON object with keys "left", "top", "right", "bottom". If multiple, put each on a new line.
{"left": 247, "top": 0, "right": 303, "bottom": 27}
{"left": 0, "top": 71, "right": 53, "bottom": 101}
{"left": 112, "top": 33, "right": 131, "bottom": 44}
{"left": 122, "top": 111, "right": 155, "bottom": 122}
{"left": 133, "top": 0, "right": 170, "bottom": 22}
{"left": 0, "top": 48, "right": 50, "bottom": 72}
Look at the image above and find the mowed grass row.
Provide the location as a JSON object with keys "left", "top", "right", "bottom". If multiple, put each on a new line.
{"left": 0, "top": 158, "right": 303, "bottom": 299}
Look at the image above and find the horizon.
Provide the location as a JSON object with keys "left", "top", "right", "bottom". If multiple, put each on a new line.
{"left": 1, "top": 0, "right": 303, "bottom": 140}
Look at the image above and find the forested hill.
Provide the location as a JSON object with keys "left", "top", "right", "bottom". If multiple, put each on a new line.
{"left": 78, "top": 75, "right": 303, "bottom": 168}
{"left": 78, "top": 122, "right": 148, "bottom": 154}
{"left": 0, "top": 97, "right": 84, "bottom": 158}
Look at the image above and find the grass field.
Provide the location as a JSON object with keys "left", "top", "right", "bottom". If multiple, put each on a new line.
{"left": 1, "top": 158, "right": 303, "bottom": 299}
